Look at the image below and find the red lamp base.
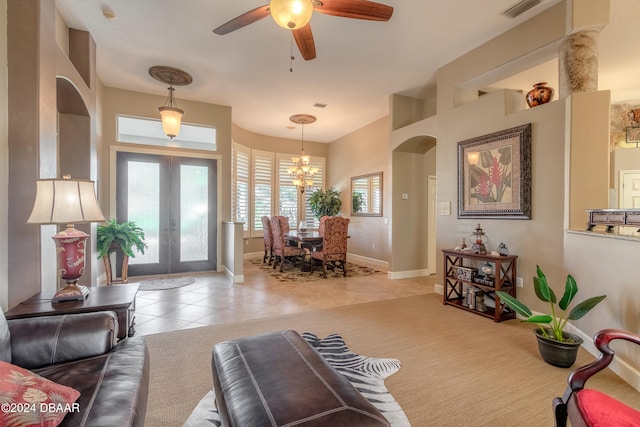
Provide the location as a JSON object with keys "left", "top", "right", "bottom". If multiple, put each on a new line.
{"left": 51, "top": 226, "right": 91, "bottom": 304}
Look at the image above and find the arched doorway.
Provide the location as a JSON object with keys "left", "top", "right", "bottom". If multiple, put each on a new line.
{"left": 390, "top": 135, "right": 437, "bottom": 277}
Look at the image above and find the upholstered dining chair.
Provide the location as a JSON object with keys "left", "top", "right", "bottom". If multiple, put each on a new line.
{"left": 310, "top": 216, "right": 350, "bottom": 278}
{"left": 553, "top": 329, "right": 640, "bottom": 427}
{"left": 260, "top": 216, "right": 273, "bottom": 265}
{"left": 318, "top": 215, "right": 331, "bottom": 237}
{"left": 270, "top": 216, "right": 306, "bottom": 272}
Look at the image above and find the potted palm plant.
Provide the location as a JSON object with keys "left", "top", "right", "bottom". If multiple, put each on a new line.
{"left": 496, "top": 265, "right": 606, "bottom": 368}
{"left": 308, "top": 187, "right": 342, "bottom": 219}
{"left": 97, "top": 218, "right": 147, "bottom": 285}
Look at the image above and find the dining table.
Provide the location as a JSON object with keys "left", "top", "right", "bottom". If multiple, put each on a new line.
{"left": 284, "top": 230, "right": 323, "bottom": 271}
{"left": 284, "top": 230, "right": 323, "bottom": 246}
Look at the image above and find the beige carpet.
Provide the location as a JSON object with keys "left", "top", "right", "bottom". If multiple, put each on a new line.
{"left": 145, "top": 294, "right": 640, "bottom": 427}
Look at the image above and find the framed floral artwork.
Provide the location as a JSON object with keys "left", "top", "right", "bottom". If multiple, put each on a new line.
{"left": 458, "top": 123, "right": 531, "bottom": 219}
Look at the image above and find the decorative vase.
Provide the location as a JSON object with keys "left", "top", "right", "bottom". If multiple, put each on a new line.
{"left": 526, "top": 82, "right": 554, "bottom": 107}
{"left": 534, "top": 328, "right": 583, "bottom": 368}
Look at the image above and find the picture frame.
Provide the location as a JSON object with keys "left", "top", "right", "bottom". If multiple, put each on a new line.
{"left": 458, "top": 123, "right": 532, "bottom": 219}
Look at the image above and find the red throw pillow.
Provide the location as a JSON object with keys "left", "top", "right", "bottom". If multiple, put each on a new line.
{"left": 0, "top": 361, "right": 80, "bottom": 427}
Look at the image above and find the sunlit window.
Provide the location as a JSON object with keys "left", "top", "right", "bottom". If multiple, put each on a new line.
{"left": 117, "top": 115, "right": 216, "bottom": 151}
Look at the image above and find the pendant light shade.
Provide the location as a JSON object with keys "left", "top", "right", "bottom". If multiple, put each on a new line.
{"left": 158, "top": 100, "right": 184, "bottom": 139}
{"left": 270, "top": 0, "right": 314, "bottom": 30}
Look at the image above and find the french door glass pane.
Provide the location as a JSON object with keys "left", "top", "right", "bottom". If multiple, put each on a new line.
{"left": 180, "top": 164, "right": 209, "bottom": 262}
{"left": 127, "top": 161, "right": 160, "bottom": 265}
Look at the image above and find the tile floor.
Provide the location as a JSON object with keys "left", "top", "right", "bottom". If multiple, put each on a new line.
{"left": 133, "top": 257, "right": 435, "bottom": 336}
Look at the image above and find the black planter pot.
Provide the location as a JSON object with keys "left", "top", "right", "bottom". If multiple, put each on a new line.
{"left": 534, "top": 328, "right": 583, "bottom": 368}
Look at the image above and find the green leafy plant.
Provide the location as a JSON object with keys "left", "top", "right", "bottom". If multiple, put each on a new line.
{"left": 97, "top": 218, "right": 147, "bottom": 259}
{"left": 496, "top": 265, "right": 606, "bottom": 343}
{"left": 352, "top": 191, "right": 365, "bottom": 213}
{"left": 308, "top": 187, "right": 342, "bottom": 219}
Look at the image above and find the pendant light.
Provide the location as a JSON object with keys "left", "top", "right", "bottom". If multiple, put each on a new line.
{"left": 149, "top": 66, "right": 193, "bottom": 140}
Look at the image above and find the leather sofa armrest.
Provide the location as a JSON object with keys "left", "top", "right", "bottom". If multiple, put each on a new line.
{"left": 8, "top": 311, "right": 118, "bottom": 369}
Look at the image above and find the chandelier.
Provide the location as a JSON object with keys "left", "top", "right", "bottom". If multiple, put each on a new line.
{"left": 149, "top": 66, "right": 193, "bottom": 140}
{"left": 288, "top": 114, "right": 318, "bottom": 193}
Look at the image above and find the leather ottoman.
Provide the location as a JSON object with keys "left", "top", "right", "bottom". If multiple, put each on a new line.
{"left": 211, "top": 329, "right": 389, "bottom": 427}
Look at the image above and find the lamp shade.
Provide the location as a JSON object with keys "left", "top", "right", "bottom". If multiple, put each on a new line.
{"left": 27, "top": 178, "right": 106, "bottom": 225}
{"left": 158, "top": 106, "right": 184, "bottom": 139}
{"left": 270, "top": 0, "right": 313, "bottom": 29}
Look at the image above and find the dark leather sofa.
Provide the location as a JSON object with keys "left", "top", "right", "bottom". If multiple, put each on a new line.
{"left": 0, "top": 310, "right": 149, "bottom": 426}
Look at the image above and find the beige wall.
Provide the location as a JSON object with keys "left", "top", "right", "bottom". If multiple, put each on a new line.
{"left": 381, "top": 0, "right": 636, "bottom": 379}
{"left": 6, "top": 0, "right": 60, "bottom": 307}
{"left": 328, "top": 117, "right": 391, "bottom": 264}
{"left": 0, "top": 0, "right": 8, "bottom": 310}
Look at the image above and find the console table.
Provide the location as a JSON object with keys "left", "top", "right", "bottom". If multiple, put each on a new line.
{"left": 5, "top": 284, "right": 139, "bottom": 340}
{"left": 443, "top": 249, "right": 517, "bottom": 322}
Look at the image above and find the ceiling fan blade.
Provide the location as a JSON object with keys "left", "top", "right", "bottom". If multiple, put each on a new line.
{"left": 314, "top": 0, "right": 393, "bottom": 21}
{"left": 213, "top": 4, "right": 271, "bottom": 35}
{"left": 293, "top": 24, "right": 316, "bottom": 60}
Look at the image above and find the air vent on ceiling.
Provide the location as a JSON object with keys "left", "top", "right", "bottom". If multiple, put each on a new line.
{"left": 313, "top": 103, "right": 327, "bottom": 108}
{"left": 502, "top": 0, "right": 542, "bottom": 18}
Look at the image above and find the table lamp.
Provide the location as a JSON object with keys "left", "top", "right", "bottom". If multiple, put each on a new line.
{"left": 27, "top": 175, "right": 106, "bottom": 303}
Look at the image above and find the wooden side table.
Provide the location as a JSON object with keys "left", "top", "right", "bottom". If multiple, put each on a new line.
{"left": 5, "top": 284, "right": 139, "bottom": 340}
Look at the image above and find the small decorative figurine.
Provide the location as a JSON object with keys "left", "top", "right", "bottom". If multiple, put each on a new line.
{"left": 497, "top": 242, "right": 509, "bottom": 256}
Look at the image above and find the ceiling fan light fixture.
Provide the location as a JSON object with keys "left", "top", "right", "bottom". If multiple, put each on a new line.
{"left": 270, "top": 0, "right": 314, "bottom": 30}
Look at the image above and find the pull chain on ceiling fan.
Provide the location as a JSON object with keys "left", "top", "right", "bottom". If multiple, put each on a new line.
{"left": 213, "top": 0, "right": 393, "bottom": 61}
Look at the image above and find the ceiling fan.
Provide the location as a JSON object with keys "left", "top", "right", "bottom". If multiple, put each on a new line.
{"left": 213, "top": 0, "right": 394, "bottom": 60}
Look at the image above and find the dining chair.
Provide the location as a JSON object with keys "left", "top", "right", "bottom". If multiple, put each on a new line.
{"left": 310, "top": 216, "right": 350, "bottom": 278}
{"left": 270, "top": 216, "right": 306, "bottom": 272}
{"left": 552, "top": 329, "right": 640, "bottom": 427}
{"left": 260, "top": 216, "right": 273, "bottom": 265}
{"left": 305, "top": 215, "right": 331, "bottom": 254}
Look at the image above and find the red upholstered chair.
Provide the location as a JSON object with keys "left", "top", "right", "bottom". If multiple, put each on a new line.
{"left": 270, "top": 216, "right": 306, "bottom": 272}
{"left": 310, "top": 216, "right": 349, "bottom": 278}
{"left": 553, "top": 329, "right": 640, "bottom": 427}
{"left": 318, "top": 215, "right": 331, "bottom": 237}
{"left": 260, "top": 216, "right": 273, "bottom": 265}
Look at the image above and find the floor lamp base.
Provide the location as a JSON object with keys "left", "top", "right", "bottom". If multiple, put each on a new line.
{"left": 52, "top": 284, "right": 90, "bottom": 303}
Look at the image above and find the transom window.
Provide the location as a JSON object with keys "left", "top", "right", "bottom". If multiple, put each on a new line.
{"left": 117, "top": 115, "right": 217, "bottom": 151}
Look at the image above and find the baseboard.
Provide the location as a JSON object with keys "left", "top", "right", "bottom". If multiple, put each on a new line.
{"left": 564, "top": 323, "right": 640, "bottom": 393}
{"left": 434, "top": 283, "right": 444, "bottom": 294}
{"left": 346, "top": 253, "right": 389, "bottom": 271}
{"left": 224, "top": 265, "right": 245, "bottom": 284}
{"left": 387, "top": 269, "right": 431, "bottom": 280}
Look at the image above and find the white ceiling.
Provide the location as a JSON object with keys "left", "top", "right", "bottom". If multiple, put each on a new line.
{"left": 55, "top": 0, "right": 640, "bottom": 143}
